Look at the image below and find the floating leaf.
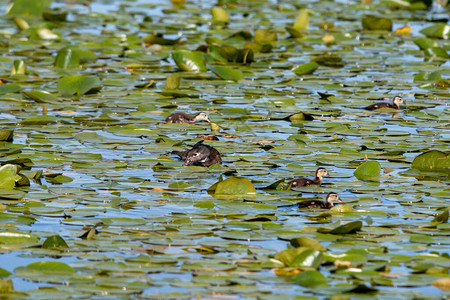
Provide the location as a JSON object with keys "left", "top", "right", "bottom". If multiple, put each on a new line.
{"left": 15, "top": 261, "right": 74, "bottom": 275}
{"left": 0, "top": 84, "right": 21, "bottom": 94}
{"left": 42, "top": 235, "right": 69, "bottom": 249}
{"left": 20, "top": 116, "right": 57, "bottom": 125}
{"left": 165, "top": 74, "right": 180, "bottom": 89}
{"left": 211, "top": 6, "right": 229, "bottom": 23}
{"left": 0, "top": 268, "right": 12, "bottom": 278}
{"left": 291, "top": 270, "right": 327, "bottom": 287}
{"left": 275, "top": 247, "right": 309, "bottom": 266}
{"left": 54, "top": 47, "right": 80, "bottom": 69}
{"left": 254, "top": 29, "right": 277, "bottom": 43}
{"left": 22, "top": 90, "right": 59, "bottom": 103}
{"left": 5, "top": 0, "right": 51, "bottom": 16}
{"left": 293, "top": 9, "right": 309, "bottom": 31}
{"left": 290, "top": 237, "right": 326, "bottom": 252}
{"left": 0, "top": 279, "right": 13, "bottom": 292}
{"left": 212, "top": 177, "right": 256, "bottom": 195}
{"left": 172, "top": 50, "right": 206, "bottom": 72}
{"left": 11, "top": 59, "right": 26, "bottom": 75}
{"left": 292, "top": 62, "right": 319, "bottom": 76}
{"left": 414, "top": 71, "right": 441, "bottom": 82}
{"left": 362, "top": 15, "right": 392, "bottom": 31}
{"left": 0, "top": 165, "right": 18, "bottom": 190}
{"left": 142, "top": 34, "right": 180, "bottom": 45}
{"left": 0, "top": 129, "right": 14, "bottom": 142}
{"left": 431, "top": 209, "right": 449, "bottom": 224}
{"left": 411, "top": 150, "right": 450, "bottom": 172}
{"left": 325, "top": 221, "right": 363, "bottom": 234}
{"left": 57, "top": 75, "right": 101, "bottom": 97}
{"left": 291, "top": 249, "right": 323, "bottom": 269}
{"left": 209, "top": 65, "right": 244, "bottom": 82}
{"left": 420, "top": 23, "right": 450, "bottom": 39}
{"left": 354, "top": 161, "right": 381, "bottom": 181}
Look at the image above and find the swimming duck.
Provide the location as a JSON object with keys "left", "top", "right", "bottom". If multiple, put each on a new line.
{"left": 165, "top": 112, "right": 211, "bottom": 124}
{"left": 297, "top": 192, "right": 342, "bottom": 209}
{"left": 172, "top": 140, "right": 222, "bottom": 167}
{"left": 289, "top": 167, "right": 328, "bottom": 188}
{"left": 365, "top": 96, "right": 404, "bottom": 110}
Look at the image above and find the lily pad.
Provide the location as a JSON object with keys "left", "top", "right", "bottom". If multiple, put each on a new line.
{"left": 172, "top": 50, "right": 207, "bottom": 72}
{"left": 291, "top": 270, "right": 327, "bottom": 287}
{"left": 411, "top": 150, "right": 450, "bottom": 172}
{"left": 362, "top": 15, "right": 392, "bottom": 31}
{"left": 0, "top": 164, "right": 18, "bottom": 190}
{"left": 354, "top": 161, "right": 381, "bottom": 181}
{"left": 209, "top": 65, "right": 244, "bottom": 82}
{"left": 292, "top": 62, "right": 319, "bottom": 76}
{"left": 57, "top": 75, "right": 101, "bottom": 97}
{"left": 211, "top": 177, "right": 256, "bottom": 196}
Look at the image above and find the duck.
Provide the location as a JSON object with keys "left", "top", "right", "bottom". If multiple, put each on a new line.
{"left": 165, "top": 112, "right": 211, "bottom": 124}
{"left": 365, "top": 96, "right": 404, "bottom": 110}
{"left": 172, "top": 140, "right": 222, "bottom": 167}
{"left": 297, "top": 192, "right": 342, "bottom": 209}
{"left": 289, "top": 167, "right": 328, "bottom": 188}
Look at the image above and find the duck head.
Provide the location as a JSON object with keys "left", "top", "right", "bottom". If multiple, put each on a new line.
{"left": 326, "top": 192, "right": 342, "bottom": 205}
{"left": 316, "top": 167, "right": 328, "bottom": 179}
{"left": 193, "top": 112, "right": 211, "bottom": 123}
{"left": 392, "top": 96, "right": 404, "bottom": 108}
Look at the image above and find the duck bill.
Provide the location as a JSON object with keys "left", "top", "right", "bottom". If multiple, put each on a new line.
{"left": 336, "top": 197, "right": 342, "bottom": 202}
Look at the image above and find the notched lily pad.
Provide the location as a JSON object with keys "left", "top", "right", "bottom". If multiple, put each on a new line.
{"left": 57, "top": 75, "right": 101, "bottom": 97}
{"left": 42, "top": 235, "right": 69, "bottom": 249}
{"left": 411, "top": 150, "right": 450, "bottom": 172}
{"left": 318, "top": 221, "right": 362, "bottom": 234}
{"left": 354, "top": 161, "right": 381, "bottom": 181}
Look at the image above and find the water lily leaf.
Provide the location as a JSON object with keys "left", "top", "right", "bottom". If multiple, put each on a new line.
{"left": 275, "top": 247, "right": 309, "bottom": 266}
{"left": 0, "top": 268, "right": 12, "bottom": 278}
{"left": 212, "top": 177, "right": 256, "bottom": 195}
{"left": 354, "top": 161, "right": 381, "bottom": 181}
{"left": 293, "top": 9, "right": 309, "bottom": 31}
{"left": 291, "top": 270, "right": 327, "bottom": 287}
{"left": 172, "top": 50, "right": 206, "bottom": 72}
{"left": 0, "top": 231, "right": 38, "bottom": 245}
{"left": 290, "top": 237, "right": 326, "bottom": 252}
{"left": 291, "top": 249, "right": 323, "bottom": 269}
{"left": 57, "top": 75, "right": 101, "bottom": 97}
{"left": 346, "top": 283, "right": 378, "bottom": 294}
{"left": 22, "top": 90, "right": 59, "bottom": 103}
{"left": 42, "top": 235, "right": 69, "bottom": 249}
{"left": 292, "top": 62, "right": 319, "bottom": 76}
{"left": 254, "top": 29, "right": 277, "bottom": 43}
{"left": 11, "top": 59, "right": 26, "bottom": 75}
{"left": 287, "top": 112, "right": 314, "bottom": 122}
{"left": 0, "top": 84, "right": 22, "bottom": 94}
{"left": 5, "top": 0, "right": 51, "bottom": 16}
{"left": 42, "top": 9, "right": 67, "bottom": 22}
{"left": 319, "top": 221, "right": 362, "bottom": 234}
{"left": 54, "top": 47, "right": 80, "bottom": 69}
{"left": 0, "top": 164, "right": 18, "bottom": 190}
{"left": 329, "top": 204, "right": 355, "bottom": 213}
{"left": 211, "top": 6, "right": 229, "bottom": 23}
{"left": 0, "top": 189, "right": 26, "bottom": 200}
{"left": 362, "top": 15, "right": 392, "bottom": 31}
{"left": 15, "top": 261, "right": 74, "bottom": 275}
{"left": 431, "top": 209, "right": 448, "bottom": 224}
{"left": 414, "top": 71, "right": 441, "bottom": 82}
{"left": 20, "top": 116, "right": 57, "bottom": 125}
{"left": 420, "top": 23, "right": 450, "bottom": 39}
{"left": 413, "top": 37, "right": 440, "bottom": 50}
{"left": 411, "top": 150, "right": 450, "bottom": 172}
{"left": 209, "top": 65, "right": 244, "bottom": 82}
{"left": 0, "top": 129, "right": 14, "bottom": 142}
{"left": 165, "top": 74, "right": 180, "bottom": 89}
{"left": 168, "top": 181, "right": 192, "bottom": 189}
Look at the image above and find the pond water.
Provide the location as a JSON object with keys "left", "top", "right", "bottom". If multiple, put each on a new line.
{"left": 0, "top": 0, "right": 449, "bottom": 298}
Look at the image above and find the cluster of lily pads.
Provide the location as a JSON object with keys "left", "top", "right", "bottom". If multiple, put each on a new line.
{"left": 0, "top": 0, "right": 449, "bottom": 298}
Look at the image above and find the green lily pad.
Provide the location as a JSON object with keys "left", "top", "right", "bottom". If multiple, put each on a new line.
{"left": 42, "top": 235, "right": 69, "bottom": 249}
{"left": 291, "top": 270, "right": 327, "bottom": 287}
{"left": 293, "top": 9, "right": 309, "bottom": 31}
{"left": 290, "top": 237, "right": 327, "bottom": 252}
{"left": 0, "top": 164, "right": 18, "bottom": 190}
{"left": 210, "top": 177, "right": 256, "bottom": 196}
{"left": 411, "top": 150, "right": 450, "bottom": 172}
{"left": 54, "top": 47, "right": 80, "bottom": 69}
{"left": 362, "top": 15, "right": 392, "bottom": 31}
{"left": 5, "top": 0, "right": 51, "bottom": 16}
{"left": 22, "top": 90, "right": 59, "bottom": 103}
{"left": 0, "top": 129, "right": 14, "bottom": 142}
{"left": 292, "top": 62, "right": 319, "bottom": 76}
{"left": 291, "top": 249, "right": 323, "bottom": 269}
{"left": 209, "top": 65, "right": 244, "bottom": 82}
{"left": 354, "top": 161, "right": 381, "bottom": 181}
{"left": 57, "top": 75, "right": 101, "bottom": 97}
{"left": 0, "top": 268, "right": 12, "bottom": 278}
{"left": 211, "top": 6, "right": 229, "bottom": 23}
{"left": 0, "top": 84, "right": 22, "bottom": 94}
{"left": 20, "top": 116, "right": 57, "bottom": 125}
{"left": 318, "top": 221, "right": 363, "bottom": 234}
{"left": 420, "top": 23, "right": 450, "bottom": 39}
{"left": 172, "top": 50, "right": 207, "bottom": 72}
{"left": 15, "top": 261, "right": 74, "bottom": 275}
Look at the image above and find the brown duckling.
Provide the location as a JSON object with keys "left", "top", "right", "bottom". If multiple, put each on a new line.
{"left": 165, "top": 112, "right": 211, "bottom": 124}
{"left": 172, "top": 141, "right": 222, "bottom": 167}
{"left": 297, "top": 192, "right": 342, "bottom": 209}
{"left": 365, "top": 96, "right": 404, "bottom": 110}
{"left": 289, "top": 167, "right": 328, "bottom": 188}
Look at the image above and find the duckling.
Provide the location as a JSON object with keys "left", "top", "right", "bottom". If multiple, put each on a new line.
{"left": 172, "top": 141, "right": 222, "bottom": 167}
{"left": 289, "top": 167, "right": 328, "bottom": 188}
{"left": 365, "top": 96, "right": 404, "bottom": 110}
{"left": 165, "top": 112, "right": 211, "bottom": 124}
{"left": 297, "top": 192, "right": 342, "bottom": 209}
